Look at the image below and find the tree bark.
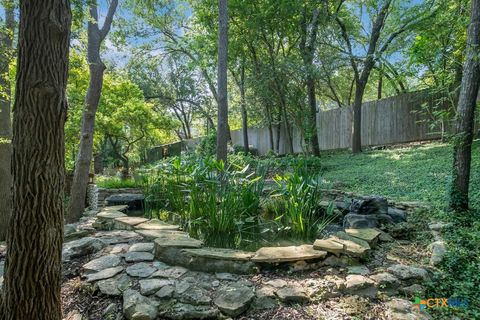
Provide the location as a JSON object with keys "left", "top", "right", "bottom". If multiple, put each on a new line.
{"left": 1, "top": 0, "right": 71, "bottom": 317}
{"left": 216, "top": 0, "right": 229, "bottom": 163}
{"left": 239, "top": 65, "right": 249, "bottom": 153}
{"left": 68, "top": 0, "right": 118, "bottom": 223}
{"left": 0, "top": 0, "right": 15, "bottom": 241}
{"left": 449, "top": 0, "right": 480, "bottom": 211}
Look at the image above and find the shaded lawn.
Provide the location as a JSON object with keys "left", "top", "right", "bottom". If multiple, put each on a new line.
{"left": 320, "top": 140, "right": 480, "bottom": 210}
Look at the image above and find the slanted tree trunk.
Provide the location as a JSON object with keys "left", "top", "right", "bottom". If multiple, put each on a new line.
{"left": 2, "top": 0, "right": 71, "bottom": 317}
{"left": 449, "top": 0, "right": 480, "bottom": 211}
{"left": 216, "top": 0, "right": 229, "bottom": 163}
{"left": 68, "top": 0, "right": 118, "bottom": 223}
{"left": 0, "top": 0, "right": 15, "bottom": 241}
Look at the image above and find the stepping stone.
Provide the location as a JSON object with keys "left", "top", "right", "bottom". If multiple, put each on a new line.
{"left": 86, "top": 266, "right": 124, "bottom": 282}
{"left": 369, "top": 272, "right": 400, "bottom": 287}
{"left": 178, "top": 285, "right": 212, "bottom": 305}
{"left": 97, "top": 273, "right": 132, "bottom": 296}
{"left": 139, "top": 278, "right": 174, "bottom": 295}
{"left": 331, "top": 232, "right": 371, "bottom": 258}
{"left": 313, "top": 238, "right": 345, "bottom": 256}
{"left": 345, "top": 228, "right": 381, "bottom": 246}
{"left": 214, "top": 283, "right": 255, "bottom": 317}
{"left": 110, "top": 243, "right": 130, "bottom": 254}
{"left": 251, "top": 245, "right": 327, "bottom": 263}
{"left": 97, "top": 211, "right": 127, "bottom": 220}
{"left": 62, "top": 237, "right": 107, "bottom": 260}
{"left": 182, "top": 248, "right": 254, "bottom": 261}
{"left": 114, "top": 217, "right": 149, "bottom": 230}
{"left": 215, "top": 273, "right": 239, "bottom": 281}
{"left": 102, "top": 205, "right": 128, "bottom": 212}
{"left": 387, "top": 264, "right": 429, "bottom": 281}
{"left": 128, "top": 242, "right": 154, "bottom": 253}
{"left": 83, "top": 254, "right": 121, "bottom": 273}
{"left": 125, "top": 263, "right": 156, "bottom": 278}
{"left": 95, "top": 230, "right": 143, "bottom": 244}
{"left": 264, "top": 279, "right": 287, "bottom": 288}
{"left": 134, "top": 219, "right": 180, "bottom": 231}
{"left": 152, "top": 266, "right": 188, "bottom": 279}
{"left": 123, "top": 289, "right": 158, "bottom": 320}
{"left": 276, "top": 284, "right": 309, "bottom": 303}
{"left": 136, "top": 229, "right": 188, "bottom": 241}
{"left": 154, "top": 235, "right": 202, "bottom": 249}
{"left": 124, "top": 251, "right": 154, "bottom": 263}
{"left": 156, "top": 285, "right": 175, "bottom": 299}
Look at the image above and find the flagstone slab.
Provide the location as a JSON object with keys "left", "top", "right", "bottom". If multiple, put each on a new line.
{"left": 102, "top": 205, "right": 129, "bottom": 212}
{"left": 332, "top": 232, "right": 371, "bottom": 258}
{"left": 97, "top": 211, "right": 127, "bottom": 220}
{"left": 345, "top": 228, "right": 381, "bottom": 246}
{"left": 313, "top": 238, "right": 345, "bottom": 256}
{"left": 86, "top": 266, "right": 124, "bottom": 282}
{"left": 135, "top": 229, "right": 188, "bottom": 241}
{"left": 113, "top": 217, "right": 149, "bottom": 230}
{"left": 83, "top": 254, "right": 121, "bottom": 273}
{"left": 182, "top": 248, "right": 254, "bottom": 261}
{"left": 178, "top": 248, "right": 258, "bottom": 274}
{"left": 134, "top": 219, "right": 180, "bottom": 231}
{"left": 251, "top": 245, "right": 327, "bottom": 263}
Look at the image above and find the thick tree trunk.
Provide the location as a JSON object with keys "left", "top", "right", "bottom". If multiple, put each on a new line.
{"left": 351, "top": 81, "right": 366, "bottom": 154}
{"left": 216, "top": 0, "right": 229, "bottom": 163}
{"left": 449, "top": 0, "right": 480, "bottom": 211}
{"left": 68, "top": 0, "right": 117, "bottom": 222}
{"left": 0, "top": 0, "right": 14, "bottom": 241}
{"left": 2, "top": 0, "right": 71, "bottom": 318}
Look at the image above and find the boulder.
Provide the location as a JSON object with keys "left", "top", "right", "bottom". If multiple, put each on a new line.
{"left": 345, "top": 228, "right": 381, "bottom": 246}
{"left": 214, "top": 283, "right": 255, "bottom": 317}
{"left": 63, "top": 237, "right": 107, "bottom": 260}
{"left": 387, "top": 207, "right": 407, "bottom": 223}
{"left": 344, "top": 275, "right": 377, "bottom": 298}
{"left": 276, "top": 284, "right": 309, "bottom": 303}
{"left": 343, "top": 213, "right": 378, "bottom": 229}
{"left": 332, "top": 232, "right": 371, "bottom": 258}
{"left": 123, "top": 289, "right": 158, "bottom": 320}
{"left": 349, "top": 196, "right": 388, "bottom": 215}
{"left": 400, "top": 284, "right": 426, "bottom": 296}
{"left": 430, "top": 241, "right": 447, "bottom": 266}
{"left": 369, "top": 272, "right": 400, "bottom": 288}
{"left": 387, "top": 264, "right": 429, "bottom": 281}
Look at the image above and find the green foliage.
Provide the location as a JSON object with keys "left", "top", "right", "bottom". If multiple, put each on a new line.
{"left": 272, "top": 172, "right": 336, "bottom": 240}
{"left": 95, "top": 176, "right": 142, "bottom": 189}
{"left": 195, "top": 130, "right": 217, "bottom": 157}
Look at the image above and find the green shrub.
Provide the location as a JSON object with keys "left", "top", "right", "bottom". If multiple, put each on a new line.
{"left": 96, "top": 176, "right": 142, "bottom": 189}
{"left": 196, "top": 130, "right": 217, "bottom": 157}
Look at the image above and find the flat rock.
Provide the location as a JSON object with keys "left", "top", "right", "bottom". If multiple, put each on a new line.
{"left": 83, "top": 254, "right": 121, "bottom": 273}
{"left": 313, "top": 238, "right": 345, "bottom": 256}
{"left": 134, "top": 219, "right": 180, "bottom": 231}
{"left": 161, "top": 303, "right": 219, "bottom": 320}
{"left": 215, "top": 272, "right": 239, "bottom": 281}
{"left": 95, "top": 230, "right": 143, "bottom": 244}
{"left": 97, "top": 211, "right": 127, "bottom": 220}
{"left": 86, "top": 266, "right": 124, "bottom": 282}
{"left": 136, "top": 229, "right": 188, "bottom": 241}
{"left": 97, "top": 273, "right": 132, "bottom": 296}
{"left": 369, "top": 272, "right": 400, "bottom": 287}
{"left": 178, "top": 285, "right": 211, "bottom": 305}
{"left": 102, "top": 205, "right": 129, "bottom": 212}
{"left": 114, "top": 216, "right": 149, "bottom": 230}
{"left": 344, "top": 275, "right": 377, "bottom": 298}
{"left": 110, "top": 243, "right": 130, "bottom": 254}
{"left": 347, "top": 265, "right": 370, "bottom": 275}
{"left": 125, "top": 263, "right": 156, "bottom": 278}
{"left": 182, "top": 247, "right": 254, "bottom": 261}
{"left": 345, "top": 228, "right": 381, "bottom": 246}
{"left": 430, "top": 241, "right": 446, "bottom": 266}
{"left": 276, "top": 284, "right": 309, "bottom": 303}
{"left": 139, "top": 278, "right": 174, "bottom": 295}
{"left": 155, "top": 285, "right": 175, "bottom": 299}
{"left": 401, "top": 284, "right": 426, "bottom": 296}
{"left": 152, "top": 266, "right": 188, "bottom": 279}
{"left": 123, "top": 289, "right": 158, "bottom": 320}
{"left": 63, "top": 237, "right": 107, "bottom": 260}
{"left": 332, "top": 232, "right": 371, "bottom": 258}
{"left": 154, "top": 236, "right": 203, "bottom": 249}
{"left": 251, "top": 245, "right": 327, "bottom": 263}
{"left": 214, "top": 284, "right": 255, "bottom": 316}
{"left": 264, "top": 279, "right": 287, "bottom": 288}
{"left": 124, "top": 251, "right": 154, "bottom": 263}
{"left": 387, "top": 264, "right": 429, "bottom": 281}
{"left": 128, "top": 242, "right": 154, "bottom": 252}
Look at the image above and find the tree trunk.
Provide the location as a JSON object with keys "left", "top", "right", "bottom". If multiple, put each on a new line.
{"left": 2, "top": 0, "right": 71, "bottom": 317}
{"left": 239, "top": 65, "right": 249, "bottom": 153}
{"left": 216, "top": 0, "right": 229, "bottom": 163}
{"left": 68, "top": 0, "right": 117, "bottom": 223}
{"left": 306, "top": 74, "right": 320, "bottom": 156}
{"left": 351, "top": 81, "right": 366, "bottom": 153}
{"left": 449, "top": 0, "right": 480, "bottom": 211}
{"left": 0, "top": 0, "right": 15, "bottom": 241}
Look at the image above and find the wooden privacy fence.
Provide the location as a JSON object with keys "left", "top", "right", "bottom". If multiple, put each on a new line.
{"left": 148, "top": 90, "right": 478, "bottom": 160}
